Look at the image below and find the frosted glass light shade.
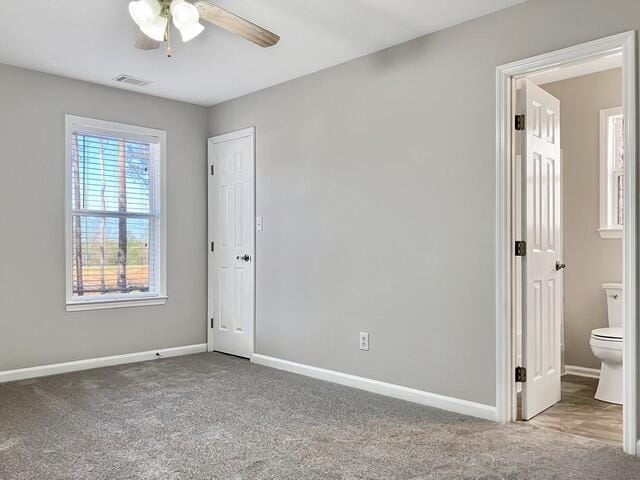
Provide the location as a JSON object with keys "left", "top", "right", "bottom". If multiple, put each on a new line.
{"left": 178, "top": 22, "right": 205, "bottom": 42}
{"left": 128, "top": 0, "right": 162, "bottom": 26}
{"left": 140, "top": 15, "right": 168, "bottom": 41}
{"left": 170, "top": 0, "right": 204, "bottom": 41}
{"left": 170, "top": 0, "right": 200, "bottom": 28}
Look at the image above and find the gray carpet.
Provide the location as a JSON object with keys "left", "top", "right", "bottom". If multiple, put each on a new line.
{"left": 1, "top": 353, "right": 639, "bottom": 480}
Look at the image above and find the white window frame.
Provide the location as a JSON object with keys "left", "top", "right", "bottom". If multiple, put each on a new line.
{"left": 64, "top": 115, "right": 167, "bottom": 311}
{"left": 599, "top": 106, "right": 624, "bottom": 239}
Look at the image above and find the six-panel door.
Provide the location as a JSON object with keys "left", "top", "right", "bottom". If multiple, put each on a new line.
{"left": 209, "top": 130, "right": 255, "bottom": 358}
{"left": 521, "top": 80, "right": 563, "bottom": 420}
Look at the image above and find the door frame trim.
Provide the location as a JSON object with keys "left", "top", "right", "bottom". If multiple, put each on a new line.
{"left": 495, "top": 31, "right": 637, "bottom": 455}
{"left": 207, "top": 126, "right": 256, "bottom": 357}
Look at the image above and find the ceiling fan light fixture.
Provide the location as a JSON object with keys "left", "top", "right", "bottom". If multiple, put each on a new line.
{"left": 128, "top": 0, "right": 162, "bottom": 27}
{"left": 170, "top": 0, "right": 200, "bottom": 27}
{"left": 178, "top": 22, "right": 205, "bottom": 42}
{"left": 140, "top": 14, "right": 168, "bottom": 42}
{"left": 131, "top": 0, "right": 280, "bottom": 53}
{"left": 170, "top": 0, "right": 204, "bottom": 42}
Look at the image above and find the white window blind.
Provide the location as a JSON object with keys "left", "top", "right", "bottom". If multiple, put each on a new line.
{"left": 66, "top": 116, "right": 166, "bottom": 310}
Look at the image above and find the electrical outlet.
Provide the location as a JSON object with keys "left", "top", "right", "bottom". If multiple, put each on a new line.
{"left": 359, "top": 332, "right": 369, "bottom": 351}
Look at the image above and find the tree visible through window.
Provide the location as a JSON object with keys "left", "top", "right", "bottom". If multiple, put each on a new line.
{"left": 66, "top": 116, "right": 165, "bottom": 309}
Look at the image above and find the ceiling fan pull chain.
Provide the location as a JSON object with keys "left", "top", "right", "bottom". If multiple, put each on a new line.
{"left": 166, "top": 13, "right": 172, "bottom": 58}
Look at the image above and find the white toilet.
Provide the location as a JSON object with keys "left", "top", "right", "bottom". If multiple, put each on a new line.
{"left": 589, "top": 283, "right": 623, "bottom": 404}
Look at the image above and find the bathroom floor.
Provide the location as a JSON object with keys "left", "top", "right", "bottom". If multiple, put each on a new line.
{"left": 521, "top": 375, "right": 622, "bottom": 444}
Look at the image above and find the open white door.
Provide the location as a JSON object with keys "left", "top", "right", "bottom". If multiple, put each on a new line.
{"left": 208, "top": 128, "right": 255, "bottom": 358}
{"left": 519, "top": 80, "right": 563, "bottom": 420}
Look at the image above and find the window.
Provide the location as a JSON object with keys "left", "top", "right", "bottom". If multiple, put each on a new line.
{"left": 65, "top": 116, "right": 166, "bottom": 311}
{"left": 599, "top": 106, "right": 624, "bottom": 239}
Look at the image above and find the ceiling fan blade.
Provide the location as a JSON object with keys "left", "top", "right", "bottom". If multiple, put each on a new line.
{"left": 194, "top": 1, "right": 280, "bottom": 48}
{"left": 135, "top": 31, "right": 161, "bottom": 50}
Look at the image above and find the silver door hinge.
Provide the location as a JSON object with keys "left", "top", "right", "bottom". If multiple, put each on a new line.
{"left": 515, "top": 114, "right": 526, "bottom": 131}
{"left": 515, "top": 366, "right": 527, "bottom": 383}
{"left": 515, "top": 240, "right": 526, "bottom": 257}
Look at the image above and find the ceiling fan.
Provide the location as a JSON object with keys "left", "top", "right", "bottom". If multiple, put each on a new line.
{"left": 129, "top": 0, "right": 280, "bottom": 56}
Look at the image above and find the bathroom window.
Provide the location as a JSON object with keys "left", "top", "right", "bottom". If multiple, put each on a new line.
{"left": 599, "top": 106, "right": 624, "bottom": 238}
{"left": 65, "top": 115, "right": 167, "bottom": 311}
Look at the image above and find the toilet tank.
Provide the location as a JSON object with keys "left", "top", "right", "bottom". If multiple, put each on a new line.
{"left": 603, "top": 283, "right": 623, "bottom": 328}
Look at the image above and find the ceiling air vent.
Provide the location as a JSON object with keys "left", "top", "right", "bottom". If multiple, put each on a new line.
{"left": 113, "top": 74, "right": 151, "bottom": 87}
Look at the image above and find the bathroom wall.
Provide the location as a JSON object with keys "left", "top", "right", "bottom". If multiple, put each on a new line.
{"left": 542, "top": 68, "right": 623, "bottom": 370}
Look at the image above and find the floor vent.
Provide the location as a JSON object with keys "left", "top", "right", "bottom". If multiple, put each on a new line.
{"left": 113, "top": 74, "right": 151, "bottom": 87}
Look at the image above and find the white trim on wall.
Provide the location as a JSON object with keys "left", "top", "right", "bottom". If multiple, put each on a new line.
{"left": 621, "top": 31, "right": 638, "bottom": 457}
{"left": 65, "top": 295, "right": 168, "bottom": 311}
{"left": 598, "top": 227, "right": 624, "bottom": 239}
{"left": 564, "top": 365, "right": 601, "bottom": 379}
{"left": 251, "top": 354, "right": 497, "bottom": 421}
{"left": 496, "top": 31, "right": 637, "bottom": 456}
{"left": 0, "top": 344, "right": 206, "bottom": 383}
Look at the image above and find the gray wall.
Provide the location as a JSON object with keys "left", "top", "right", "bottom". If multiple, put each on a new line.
{"left": 0, "top": 64, "right": 209, "bottom": 371}
{"left": 208, "top": 0, "right": 640, "bottom": 407}
{"left": 543, "top": 69, "right": 623, "bottom": 370}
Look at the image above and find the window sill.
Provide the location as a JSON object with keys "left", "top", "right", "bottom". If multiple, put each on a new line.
{"left": 66, "top": 296, "right": 168, "bottom": 312}
{"left": 598, "top": 227, "right": 623, "bottom": 239}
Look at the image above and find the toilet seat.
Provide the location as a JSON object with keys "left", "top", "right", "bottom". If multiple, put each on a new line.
{"left": 591, "top": 327, "right": 623, "bottom": 342}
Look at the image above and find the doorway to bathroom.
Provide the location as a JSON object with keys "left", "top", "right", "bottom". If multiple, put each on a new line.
{"left": 495, "top": 31, "right": 638, "bottom": 455}
{"left": 521, "top": 60, "right": 624, "bottom": 444}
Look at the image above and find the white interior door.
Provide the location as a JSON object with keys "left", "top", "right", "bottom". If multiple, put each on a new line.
{"left": 208, "top": 128, "right": 255, "bottom": 358}
{"left": 520, "top": 80, "right": 563, "bottom": 420}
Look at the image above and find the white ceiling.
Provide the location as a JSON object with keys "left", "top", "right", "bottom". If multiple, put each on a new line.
{"left": 0, "top": 0, "right": 525, "bottom": 106}
{"left": 529, "top": 52, "right": 623, "bottom": 85}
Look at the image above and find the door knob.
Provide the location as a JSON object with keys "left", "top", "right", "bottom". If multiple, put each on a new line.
{"left": 555, "top": 261, "right": 566, "bottom": 271}
{"left": 236, "top": 254, "right": 251, "bottom": 262}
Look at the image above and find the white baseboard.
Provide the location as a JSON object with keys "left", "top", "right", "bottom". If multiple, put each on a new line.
{"left": 0, "top": 343, "right": 207, "bottom": 384}
{"left": 564, "top": 365, "right": 601, "bottom": 379}
{"left": 251, "top": 354, "right": 497, "bottom": 421}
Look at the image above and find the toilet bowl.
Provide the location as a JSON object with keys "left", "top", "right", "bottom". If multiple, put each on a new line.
{"left": 589, "top": 283, "right": 623, "bottom": 404}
